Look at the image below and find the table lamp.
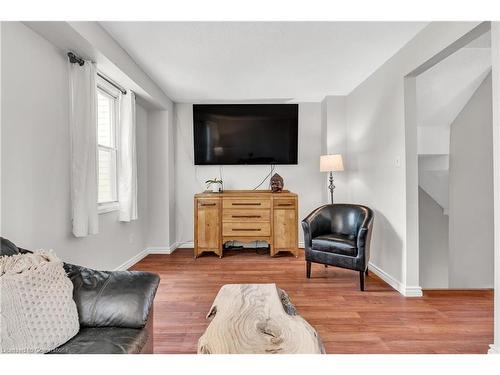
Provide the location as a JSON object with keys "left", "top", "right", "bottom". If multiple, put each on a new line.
{"left": 320, "top": 154, "right": 344, "bottom": 204}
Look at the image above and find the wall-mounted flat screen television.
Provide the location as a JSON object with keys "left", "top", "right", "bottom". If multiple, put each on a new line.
{"left": 193, "top": 104, "right": 298, "bottom": 165}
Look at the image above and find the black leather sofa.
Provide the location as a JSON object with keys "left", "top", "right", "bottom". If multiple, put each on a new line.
{"left": 1, "top": 237, "right": 160, "bottom": 354}
{"left": 301, "top": 204, "right": 374, "bottom": 291}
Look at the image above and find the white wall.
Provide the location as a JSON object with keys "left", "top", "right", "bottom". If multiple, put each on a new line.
{"left": 174, "top": 102, "right": 323, "bottom": 245}
{"left": 417, "top": 126, "right": 450, "bottom": 155}
{"left": 345, "top": 22, "right": 481, "bottom": 292}
{"left": 323, "top": 96, "right": 349, "bottom": 203}
{"left": 448, "top": 73, "right": 494, "bottom": 288}
{"left": 146, "top": 108, "right": 176, "bottom": 250}
{"left": 489, "top": 21, "right": 500, "bottom": 355}
{"left": 1, "top": 22, "right": 149, "bottom": 270}
{"left": 320, "top": 99, "right": 327, "bottom": 203}
{"left": 418, "top": 188, "right": 449, "bottom": 288}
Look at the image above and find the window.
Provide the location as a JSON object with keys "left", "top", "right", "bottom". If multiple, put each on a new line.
{"left": 97, "top": 77, "right": 120, "bottom": 213}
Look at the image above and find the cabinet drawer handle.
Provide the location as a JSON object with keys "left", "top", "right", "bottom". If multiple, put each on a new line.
{"left": 232, "top": 228, "right": 261, "bottom": 231}
{"left": 232, "top": 215, "right": 261, "bottom": 218}
{"left": 200, "top": 203, "right": 216, "bottom": 206}
{"left": 277, "top": 203, "right": 293, "bottom": 207}
{"left": 232, "top": 202, "right": 261, "bottom": 206}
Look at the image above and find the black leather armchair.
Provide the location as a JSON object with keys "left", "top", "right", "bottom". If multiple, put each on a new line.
{"left": 301, "top": 204, "right": 374, "bottom": 291}
{"left": 1, "top": 237, "right": 159, "bottom": 354}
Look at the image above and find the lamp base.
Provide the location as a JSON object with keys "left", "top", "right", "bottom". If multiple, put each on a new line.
{"left": 328, "top": 171, "right": 335, "bottom": 204}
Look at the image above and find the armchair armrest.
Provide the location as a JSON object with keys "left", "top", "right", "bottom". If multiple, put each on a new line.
{"left": 64, "top": 263, "right": 160, "bottom": 329}
{"left": 356, "top": 220, "right": 374, "bottom": 262}
{"left": 301, "top": 205, "right": 333, "bottom": 247}
{"left": 357, "top": 227, "right": 369, "bottom": 249}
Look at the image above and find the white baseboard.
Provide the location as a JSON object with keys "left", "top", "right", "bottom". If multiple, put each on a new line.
{"left": 368, "top": 262, "right": 405, "bottom": 294}
{"left": 147, "top": 241, "right": 182, "bottom": 254}
{"left": 114, "top": 248, "right": 150, "bottom": 271}
{"left": 177, "top": 241, "right": 194, "bottom": 248}
{"left": 115, "top": 242, "right": 181, "bottom": 270}
{"left": 368, "top": 262, "right": 423, "bottom": 297}
{"left": 146, "top": 247, "right": 172, "bottom": 254}
{"left": 488, "top": 344, "right": 499, "bottom": 354}
{"left": 404, "top": 286, "right": 423, "bottom": 297}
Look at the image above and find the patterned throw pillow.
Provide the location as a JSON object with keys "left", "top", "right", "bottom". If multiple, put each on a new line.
{"left": 0, "top": 251, "right": 79, "bottom": 353}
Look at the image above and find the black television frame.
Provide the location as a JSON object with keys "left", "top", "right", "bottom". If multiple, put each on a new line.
{"left": 193, "top": 104, "right": 299, "bottom": 166}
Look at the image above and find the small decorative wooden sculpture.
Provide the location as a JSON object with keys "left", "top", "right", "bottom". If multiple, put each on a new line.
{"left": 270, "top": 173, "right": 284, "bottom": 192}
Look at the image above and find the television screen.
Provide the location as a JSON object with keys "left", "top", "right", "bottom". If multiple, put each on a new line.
{"left": 193, "top": 104, "right": 298, "bottom": 165}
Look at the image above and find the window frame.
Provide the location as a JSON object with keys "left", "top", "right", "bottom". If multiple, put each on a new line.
{"left": 96, "top": 76, "right": 121, "bottom": 214}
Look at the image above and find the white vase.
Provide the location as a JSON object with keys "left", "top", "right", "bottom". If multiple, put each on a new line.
{"left": 211, "top": 184, "right": 220, "bottom": 193}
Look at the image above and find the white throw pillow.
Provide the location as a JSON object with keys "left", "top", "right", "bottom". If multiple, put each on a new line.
{"left": 0, "top": 251, "right": 79, "bottom": 353}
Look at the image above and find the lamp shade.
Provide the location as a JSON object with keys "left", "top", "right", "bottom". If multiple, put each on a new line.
{"left": 320, "top": 154, "right": 344, "bottom": 172}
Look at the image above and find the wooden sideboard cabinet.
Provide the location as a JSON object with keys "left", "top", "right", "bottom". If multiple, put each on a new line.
{"left": 194, "top": 190, "right": 298, "bottom": 258}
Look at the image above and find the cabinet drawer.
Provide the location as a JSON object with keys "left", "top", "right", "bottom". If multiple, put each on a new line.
{"left": 273, "top": 199, "right": 296, "bottom": 209}
{"left": 223, "top": 198, "right": 270, "bottom": 209}
{"left": 197, "top": 199, "right": 220, "bottom": 208}
{"left": 223, "top": 222, "right": 271, "bottom": 237}
{"left": 223, "top": 209, "right": 270, "bottom": 222}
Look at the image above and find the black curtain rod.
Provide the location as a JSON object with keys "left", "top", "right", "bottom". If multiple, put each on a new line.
{"left": 67, "top": 51, "right": 84, "bottom": 66}
{"left": 67, "top": 52, "right": 127, "bottom": 95}
{"left": 96, "top": 72, "right": 127, "bottom": 95}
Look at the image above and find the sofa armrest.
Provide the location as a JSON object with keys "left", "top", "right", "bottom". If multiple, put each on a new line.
{"left": 64, "top": 263, "right": 160, "bottom": 329}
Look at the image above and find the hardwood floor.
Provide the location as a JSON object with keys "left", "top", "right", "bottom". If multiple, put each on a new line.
{"left": 131, "top": 248, "right": 493, "bottom": 354}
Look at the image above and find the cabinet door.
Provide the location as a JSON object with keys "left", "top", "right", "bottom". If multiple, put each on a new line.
{"left": 196, "top": 200, "right": 220, "bottom": 249}
{"left": 273, "top": 208, "right": 297, "bottom": 250}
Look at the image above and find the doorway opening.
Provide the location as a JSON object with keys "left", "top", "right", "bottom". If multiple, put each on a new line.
{"left": 417, "top": 31, "right": 493, "bottom": 289}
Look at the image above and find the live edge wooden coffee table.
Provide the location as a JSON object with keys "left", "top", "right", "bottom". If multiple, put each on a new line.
{"left": 197, "top": 284, "right": 325, "bottom": 354}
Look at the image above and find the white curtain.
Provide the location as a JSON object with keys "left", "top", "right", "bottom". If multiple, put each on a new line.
{"left": 69, "top": 60, "right": 99, "bottom": 237}
{"left": 118, "top": 91, "right": 138, "bottom": 222}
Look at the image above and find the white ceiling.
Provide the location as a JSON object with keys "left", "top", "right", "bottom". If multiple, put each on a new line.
{"left": 100, "top": 22, "right": 427, "bottom": 102}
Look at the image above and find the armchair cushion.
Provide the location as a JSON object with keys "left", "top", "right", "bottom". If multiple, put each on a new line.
{"left": 64, "top": 263, "right": 159, "bottom": 329}
{"left": 312, "top": 233, "right": 357, "bottom": 257}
